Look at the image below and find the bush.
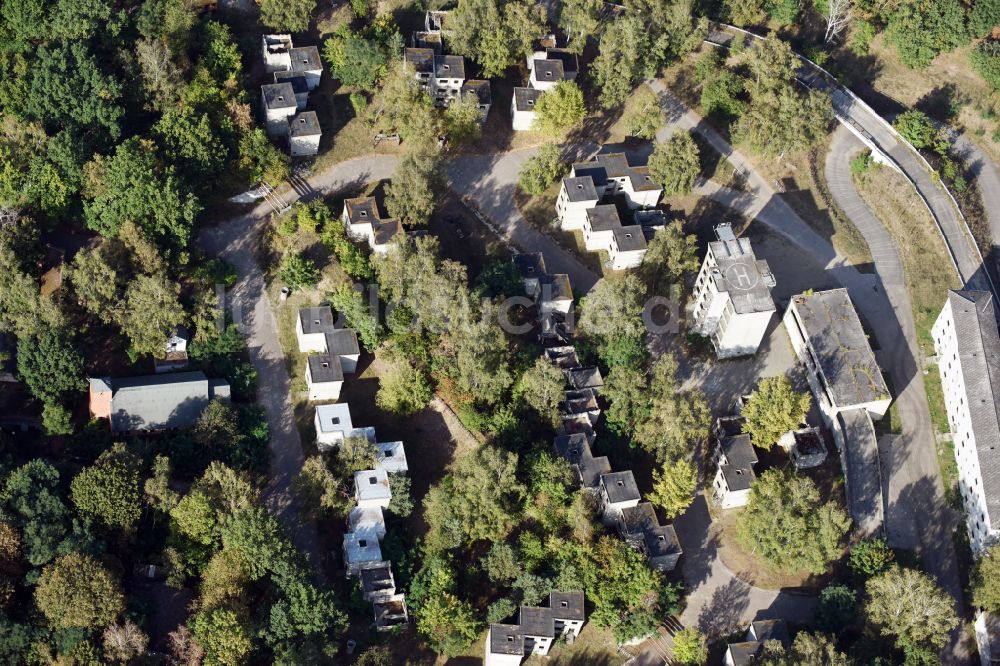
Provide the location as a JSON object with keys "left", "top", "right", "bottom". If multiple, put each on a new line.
{"left": 850, "top": 20, "right": 875, "bottom": 55}
{"left": 349, "top": 91, "right": 368, "bottom": 116}
{"left": 893, "top": 110, "right": 936, "bottom": 149}
{"left": 850, "top": 151, "right": 873, "bottom": 179}
{"left": 518, "top": 143, "right": 565, "bottom": 195}
{"left": 278, "top": 253, "right": 319, "bottom": 290}
{"left": 533, "top": 81, "right": 586, "bottom": 135}
{"left": 972, "top": 39, "right": 1000, "bottom": 92}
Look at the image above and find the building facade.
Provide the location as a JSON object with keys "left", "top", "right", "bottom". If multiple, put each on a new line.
{"left": 932, "top": 290, "right": 1000, "bottom": 554}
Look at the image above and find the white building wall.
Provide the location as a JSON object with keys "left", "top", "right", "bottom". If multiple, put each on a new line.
{"left": 609, "top": 247, "right": 645, "bottom": 271}
{"left": 933, "top": 300, "right": 1000, "bottom": 554}
{"left": 338, "top": 353, "right": 360, "bottom": 375}
{"left": 556, "top": 185, "right": 597, "bottom": 230}
{"left": 714, "top": 307, "right": 773, "bottom": 359}
{"left": 289, "top": 134, "right": 320, "bottom": 157}
{"left": 305, "top": 364, "right": 342, "bottom": 402}
{"left": 264, "top": 106, "right": 295, "bottom": 136}
{"left": 581, "top": 225, "right": 614, "bottom": 252}
{"left": 619, "top": 185, "right": 662, "bottom": 209}
{"left": 511, "top": 107, "right": 537, "bottom": 131}
{"left": 484, "top": 629, "right": 524, "bottom": 666}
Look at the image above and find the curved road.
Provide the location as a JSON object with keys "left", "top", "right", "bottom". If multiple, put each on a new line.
{"left": 198, "top": 155, "right": 398, "bottom": 571}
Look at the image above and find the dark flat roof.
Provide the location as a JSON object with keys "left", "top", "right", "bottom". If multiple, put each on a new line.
{"left": 565, "top": 366, "right": 603, "bottom": 390}
{"left": 373, "top": 219, "right": 402, "bottom": 245}
{"left": 289, "top": 111, "right": 321, "bottom": 137}
{"left": 404, "top": 47, "right": 434, "bottom": 73}
{"left": 490, "top": 624, "right": 524, "bottom": 655}
{"left": 533, "top": 58, "right": 564, "bottom": 82}
{"left": 602, "top": 471, "right": 640, "bottom": 504}
{"left": 273, "top": 70, "right": 309, "bottom": 93}
{"left": 548, "top": 591, "right": 585, "bottom": 621}
{"left": 324, "top": 328, "right": 359, "bottom": 356}
{"left": 461, "top": 79, "right": 491, "bottom": 105}
{"left": 613, "top": 225, "right": 647, "bottom": 252}
{"left": 518, "top": 606, "right": 554, "bottom": 637}
{"left": 262, "top": 82, "right": 296, "bottom": 109}
{"left": 838, "top": 407, "right": 884, "bottom": 536}
{"left": 513, "top": 86, "right": 542, "bottom": 111}
{"left": 539, "top": 273, "right": 572, "bottom": 301}
{"left": 719, "top": 433, "right": 758, "bottom": 491}
{"left": 289, "top": 45, "right": 322, "bottom": 71}
{"left": 299, "top": 306, "right": 336, "bottom": 334}
{"left": 585, "top": 205, "right": 621, "bottom": 232}
{"left": 645, "top": 523, "right": 681, "bottom": 557}
{"left": 307, "top": 354, "right": 344, "bottom": 383}
{"left": 344, "top": 197, "right": 380, "bottom": 225}
{"left": 545, "top": 48, "right": 579, "bottom": 73}
{"left": 562, "top": 177, "right": 599, "bottom": 203}
{"left": 434, "top": 54, "right": 465, "bottom": 79}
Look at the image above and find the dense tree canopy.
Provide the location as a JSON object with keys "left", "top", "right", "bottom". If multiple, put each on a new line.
{"left": 534, "top": 81, "right": 587, "bottom": 135}
{"left": 741, "top": 375, "right": 811, "bottom": 447}
{"left": 648, "top": 131, "right": 700, "bottom": 197}
{"left": 865, "top": 565, "right": 958, "bottom": 650}
{"left": 971, "top": 544, "right": 1000, "bottom": 613}
{"left": 35, "top": 552, "right": 124, "bottom": 630}
{"left": 737, "top": 469, "right": 850, "bottom": 574}
{"left": 70, "top": 444, "right": 143, "bottom": 530}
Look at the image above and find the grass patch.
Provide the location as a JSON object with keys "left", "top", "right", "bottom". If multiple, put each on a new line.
{"left": 936, "top": 436, "right": 961, "bottom": 511}
{"left": 853, "top": 164, "right": 960, "bottom": 351}
{"left": 923, "top": 368, "right": 950, "bottom": 434}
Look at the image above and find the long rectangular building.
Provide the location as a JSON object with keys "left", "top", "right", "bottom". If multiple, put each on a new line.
{"left": 932, "top": 290, "right": 1000, "bottom": 553}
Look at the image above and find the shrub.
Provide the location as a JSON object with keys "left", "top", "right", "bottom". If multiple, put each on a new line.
{"left": 971, "top": 39, "right": 1000, "bottom": 92}
{"left": 850, "top": 151, "right": 873, "bottom": 179}
{"left": 277, "top": 253, "right": 319, "bottom": 290}
{"left": 518, "top": 143, "right": 565, "bottom": 195}
{"left": 893, "top": 110, "right": 936, "bottom": 149}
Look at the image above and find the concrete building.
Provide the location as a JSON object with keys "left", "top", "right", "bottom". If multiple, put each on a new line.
{"left": 725, "top": 620, "right": 791, "bottom": 666}
{"left": 288, "top": 45, "right": 323, "bottom": 90}
{"left": 690, "top": 224, "right": 776, "bottom": 358}
{"left": 513, "top": 252, "right": 547, "bottom": 295}
{"left": 262, "top": 34, "right": 293, "bottom": 72}
{"left": 485, "top": 592, "right": 586, "bottom": 666}
{"left": 975, "top": 611, "right": 1000, "bottom": 666}
{"left": 527, "top": 48, "right": 579, "bottom": 82}
{"left": 778, "top": 426, "right": 828, "bottom": 469}
{"left": 313, "top": 402, "right": 354, "bottom": 450}
{"left": 571, "top": 153, "right": 662, "bottom": 209}
{"left": 554, "top": 433, "right": 609, "bottom": 488}
{"left": 784, "top": 288, "right": 891, "bottom": 536}
{"left": 343, "top": 531, "right": 383, "bottom": 573}
{"left": 261, "top": 82, "right": 297, "bottom": 135}
{"left": 373, "top": 594, "right": 409, "bottom": 630}
{"left": 621, "top": 502, "right": 682, "bottom": 571}
{"left": 305, "top": 354, "right": 345, "bottom": 401}
{"left": 538, "top": 273, "right": 573, "bottom": 314}
{"left": 342, "top": 197, "right": 403, "bottom": 255}
{"left": 273, "top": 70, "right": 309, "bottom": 109}
{"left": 932, "top": 290, "right": 1000, "bottom": 553}
{"left": 89, "top": 372, "right": 229, "bottom": 432}
{"left": 358, "top": 560, "right": 396, "bottom": 602}
{"left": 599, "top": 470, "right": 641, "bottom": 526}
{"left": 461, "top": 79, "right": 492, "bottom": 122}
{"left": 529, "top": 58, "right": 566, "bottom": 91}
{"left": 288, "top": 111, "right": 321, "bottom": 157}
{"left": 556, "top": 177, "right": 600, "bottom": 230}
{"left": 354, "top": 468, "right": 392, "bottom": 509}
{"left": 301, "top": 315, "right": 360, "bottom": 402}
{"left": 711, "top": 416, "right": 759, "bottom": 509}
{"left": 297, "top": 306, "right": 338, "bottom": 352}
{"left": 403, "top": 48, "right": 466, "bottom": 107}
{"left": 511, "top": 87, "right": 542, "bottom": 131}
{"left": 561, "top": 388, "right": 600, "bottom": 425}
{"left": 376, "top": 441, "right": 408, "bottom": 474}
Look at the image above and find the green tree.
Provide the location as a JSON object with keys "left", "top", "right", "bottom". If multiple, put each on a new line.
{"left": 153, "top": 106, "right": 226, "bottom": 185}
{"left": 120, "top": 273, "right": 186, "bottom": 359}
{"left": 533, "top": 81, "right": 586, "bottom": 135}
{"left": 385, "top": 146, "right": 442, "bottom": 227}
{"left": 970, "top": 544, "right": 1000, "bottom": 613}
{"left": 483, "top": 542, "right": 520, "bottom": 582}
{"left": 42, "top": 402, "right": 74, "bottom": 435}
{"left": 220, "top": 507, "right": 298, "bottom": 581}
{"left": 292, "top": 456, "right": 351, "bottom": 519}
{"left": 624, "top": 87, "right": 664, "bottom": 139}
{"left": 259, "top": 0, "right": 314, "bottom": 31}
{"left": 375, "top": 350, "right": 433, "bottom": 416}
{"left": 487, "top": 597, "right": 518, "bottom": 623}
{"left": 238, "top": 128, "right": 290, "bottom": 186}
{"left": 355, "top": 646, "right": 391, "bottom": 666}
{"left": 672, "top": 627, "right": 708, "bottom": 665}
{"left": 519, "top": 143, "right": 565, "bottom": 195}
{"left": 734, "top": 37, "right": 831, "bottom": 157}
{"left": 632, "top": 355, "right": 711, "bottom": 462}
{"left": 67, "top": 246, "right": 119, "bottom": 320}
{"left": 557, "top": 0, "right": 601, "bottom": 52}
{"left": 971, "top": 0, "right": 1000, "bottom": 37}
{"left": 971, "top": 39, "right": 1000, "bottom": 92}
{"left": 885, "top": 0, "right": 969, "bottom": 69}
{"left": 701, "top": 69, "right": 746, "bottom": 119}
{"left": 171, "top": 490, "right": 218, "bottom": 547}
{"left": 416, "top": 591, "right": 479, "bottom": 657}
{"left": 26, "top": 42, "right": 123, "bottom": 140}
{"left": 70, "top": 444, "right": 142, "bottom": 530}
{"left": 648, "top": 131, "right": 700, "bottom": 197}
{"left": 849, "top": 537, "right": 895, "bottom": 578}
{"left": 759, "top": 632, "right": 849, "bottom": 665}
{"left": 648, "top": 459, "right": 697, "bottom": 519}
{"left": 893, "top": 109, "right": 936, "bottom": 149}
{"left": 83, "top": 138, "right": 201, "bottom": 250}
{"left": 387, "top": 474, "right": 414, "bottom": 517}
{"left": 443, "top": 95, "right": 483, "bottom": 145}
{"left": 423, "top": 446, "right": 526, "bottom": 550}
{"left": 329, "top": 284, "right": 382, "bottom": 349}
{"left": 505, "top": 1, "right": 548, "bottom": 59}
{"left": 278, "top": 254, "right": 320, "bottom": 290}
{"left": 592, "top": 16, "right": 651, "bottom": 109}
{"left": 639, "top": 220, "right": 700, "bottom": 295}
{"left": 190, "top": 607, "right": 253, "bottom": 666}
{"left": 145, "top": 455, "right": 180, "bottom": 514}
{"left": 0, "top": 460, "right": 70, "bottom": 566}
{"left": 736, "top": 469, "right": 850, "bottom": 574}
{"left": 35, "top": 552, "right": 125, "bottom": 630}
{"left": 865, "top": 565, "right": 958, "bottom": 650}
{"left": 518, "top": 356, "right": 566, "bottom": 426}
{"left": 16, "top": 327, "right": 86, "bottom": 404}
{"left": 322, "top": 28, "right": 388, "bottom": 90}
{"left": 579, "top": 273, "right": 647, "bottom": 342}
{"left": 815, "top": 583, "right": 856, "bottom": 633}
{"left": 447, "top": 0, "right": 515, "bottom": 77}
{"left": 725, "top": 0, "right": 766, "bottom": 25}
{"left": 741, "top": 375, "right": 811, "bottom": 447}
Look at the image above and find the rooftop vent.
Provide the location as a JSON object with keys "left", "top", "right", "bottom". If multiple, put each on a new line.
{"left": 369, "top": 476, "right": 377, "bottom": 484}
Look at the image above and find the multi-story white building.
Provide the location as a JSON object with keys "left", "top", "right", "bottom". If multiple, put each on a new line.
{"left": 710, "top": 416, "right": 759, "bottom": 509}
{"left": 689, "top": 224, "right": 776, "bottom": 358}
{"left": 526, "top": 48, "right": 579, "bottom": 82}
{"left": 484, "top": 592, "right": 586, "bottom": 666}
{"left": 288, "top": 46, "right": 323, "bottom": 90}
{"left": 403, "top": 48, "right": 466, "bottom": 107}
{"left": 598, "top": 470, "right": 641, "bottom": 526}
{"left": 510, "top": 87, "right": 542, "bottom": 131}
{"left": 784, "top": 288, "right": 892, "bottom": 537}
{"left": 287, "top": 111, "right": 321, "bottom": 156}
{"left": 555, "top": 176, "right": 600, "bottom": 229}
{"left": 342, "top": 197, "right": 402, "bottom": 255}
{"left": 932, "top": 290, "right": 1000, "bottom": 554}
{"left": 261, "top": 82, "right": 297, "bottom": 135}
{"left": 571, "top": 153, "right": 662, "bottom": 209}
